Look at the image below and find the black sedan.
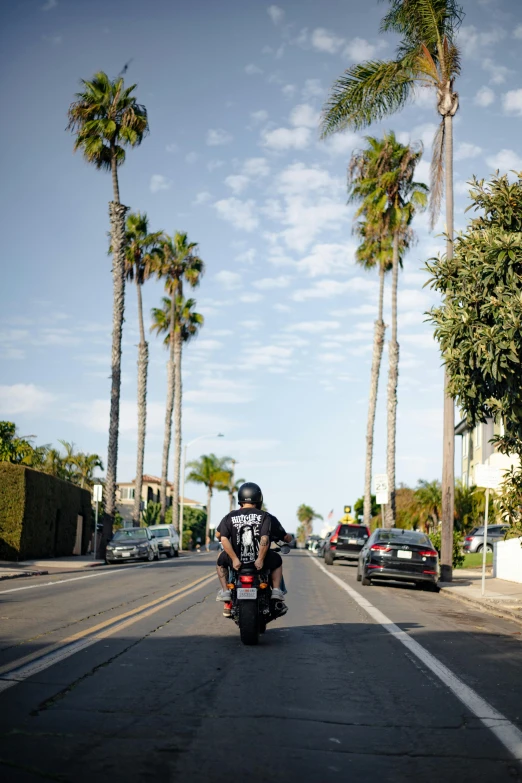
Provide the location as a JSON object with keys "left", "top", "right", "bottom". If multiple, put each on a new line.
{"left": 357, "top": 528, "right": 439, "bottom": 591}
{"left": 105, "top": 527, "right": 159, "bottom": 564}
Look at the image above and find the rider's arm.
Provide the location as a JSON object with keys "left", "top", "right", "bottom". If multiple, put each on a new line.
{"left": 221, "top": 536, "right": 240, "bottom": 569}
{"left": 254, "top": 534, "right": 270, "bottom": 570}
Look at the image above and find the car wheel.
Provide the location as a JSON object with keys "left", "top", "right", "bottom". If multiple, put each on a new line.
{"left": 361, "top": 573, "right": 372, "bottom": 586}
{"left": 418, "top": 582, "right": 439, "bottom": 593}
{"left": 106, "top": 559, "right": 114, "bottom": 565}
{"left": 173, "top": 547, "right": 179, "bottom": 558}
{"left": 146, "top": 549, "right": 154, "bottom": 562}
{"left": 166, "top": 548, "right": 172, "bottom": 558}
{"left": 324, "top": 551, "right": 335, "bottom": 566}
{"left": 154, "top": 550, "right": 160, "bottom": 561}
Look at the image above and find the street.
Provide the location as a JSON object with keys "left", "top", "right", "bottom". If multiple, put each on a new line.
{"left": 1, "top": 551, "right": 522, "bottom": 782}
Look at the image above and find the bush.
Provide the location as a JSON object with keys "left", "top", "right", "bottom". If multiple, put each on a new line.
{"left": 430, "top": 529, "right": 465, "bottom": 569}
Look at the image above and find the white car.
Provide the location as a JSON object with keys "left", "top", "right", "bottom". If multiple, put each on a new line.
{"left": 147, "top": 524, "right": 180, "bottom": 558}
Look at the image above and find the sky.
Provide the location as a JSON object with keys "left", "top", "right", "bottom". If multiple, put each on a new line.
{"left": 1, "top": 0, "right": 522, "bottom": 534}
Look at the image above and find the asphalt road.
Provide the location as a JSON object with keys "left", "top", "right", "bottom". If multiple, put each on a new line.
{"left": 1, "top": 550, "right": 522, "bottom": 782}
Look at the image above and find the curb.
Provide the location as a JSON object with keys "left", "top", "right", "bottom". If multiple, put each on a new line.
{"left": 0, "top": 570, "right": 49, "bottom": 582}
{"left": 439, "top": 584, "right": 522, "bottom": 628}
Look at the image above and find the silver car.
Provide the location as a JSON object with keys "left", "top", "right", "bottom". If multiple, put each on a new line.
{"left": 463, "top": 524, "right": 509, "bottom": 554}
{"left": 148, "top": 524, "right": 180, "bottom": 558}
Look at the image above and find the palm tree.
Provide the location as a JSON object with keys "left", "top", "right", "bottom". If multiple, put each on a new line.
{"left": 123, "top": 212, "right": 163, "bottom": 525}
{"left": 321, "top": 0, "right": 463, "bottom": 573}
{"left": 296, "top": 504, "right": 323, "bottom": 541}
{"left": 155, "top": 233, "right": 205, "bottom": 525}
{"left": 349, "top": 133, "right": 427, "bottom": 527}
{"left": 73, "top": 453, "right": 104, "bottom": 490}
{"left": 67, "top": 71, "right": 149, "bottom": 523}
{"left": 414, "top": 479, "right": 442, "bottom": 534}
{"left": 186, "top": 454, "right": 232, "bottom": 547}
{"left": 219, "top": 470, "right": 246, "bottom": 513}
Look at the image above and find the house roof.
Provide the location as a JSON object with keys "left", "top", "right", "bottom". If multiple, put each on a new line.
{"left": 455, "top": 418, "right": 469, "bottom": 436}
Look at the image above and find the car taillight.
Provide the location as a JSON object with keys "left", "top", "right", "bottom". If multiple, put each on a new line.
{"left": 418, "top": 550, "right": 437, "bottom": 557}
{"left": 330, "top": 536, "right": 338, "bottom": 544}
{"left": 465, "top": 537, "right": 473, "bottom": 541}
{"left": 239, "top": 575, "right": 254, "bottom": 585}
{"left": 423, "top": 569, "right": 438, "bottom": 575}
{"left": 371, "top": 544, "right": 390, "bottom": 552}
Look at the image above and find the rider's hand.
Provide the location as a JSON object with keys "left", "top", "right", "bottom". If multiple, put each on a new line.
{"left": 254, "top": 558, "right": 264, "bottom": 570}
{"left": 232, "top": 558, "right": 241, "bottom": 571}
{"left": 284, "top": 534, "right": 293, "bottom": 543}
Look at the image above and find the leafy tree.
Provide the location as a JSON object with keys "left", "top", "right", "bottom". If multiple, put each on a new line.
{"left": 414, "top": 479, "right": 442, "bottom": 533}
{"left": 354, "top": 494, "right": 379, "bottom": 521}
{"left": 122, "top": 212, "right": 163, "bottom": 525}
{"left": 154, "top": 233, "right": 205, "bottom": 524}
{"left": 430, "top": 528, "right": 464, "bottom": 569}
{"left": 296, "top": 504, "right": 323, "bottom": 540}
{"left": 142, "top": 502, "right": 161, "bottom": 526}
{"left": 186, "top": 454, "right": 232, "bottom": 546}
{"left": 426, "top": 172, "right": 522, "bottom": 534}
{"left": 349, "top": 133, "right": 427, "bottom": 527}
{"left": 0, "top": 422, "right": 35, "bottom": 463}
{"left": 67, "top": 71, "right": 148, "bottom": 523}
{"left": 167, "top": 506, "right": 207, "bottom": 549}
{"left": 321, "top": 0, "right": 464, "bottom": 577}
{"left": 218, "top": 470, "right": 246, "bottom": 513}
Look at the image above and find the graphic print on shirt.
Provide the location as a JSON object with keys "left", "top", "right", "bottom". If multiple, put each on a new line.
{"left": 231, "top": 513, "right": 264, "bottom": 563}
{"left": 240, "top": 525, "right": 256, "bottom": 562}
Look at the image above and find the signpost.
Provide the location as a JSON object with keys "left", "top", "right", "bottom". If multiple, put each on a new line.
{"left": 343, "top": 505, "right": 352, "bottom": 514}
{"left": 474, "top": 464, "right": 502, "bottom": 596}
{"left": 93, "top": 484, "right": 103, "bottom": 560}
{"left": 373, "top": 474, "right": 389, "bottom": 526}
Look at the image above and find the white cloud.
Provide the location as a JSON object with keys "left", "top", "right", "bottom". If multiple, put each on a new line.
{"left": 292, "top": 277, "right": 375, "bottom": 301}
{"left": 503, "top": 89, "right": 522, "bottom": 116}
{"left": 236, "top": 248, "right": 256, "bottom": 265}
{"left": 240, "top": 320, "right": 263, "bottom": 330}
{"left": 239, "top": 344, "right": 292, "bottom": 368}
{"left": 239, "top": 293, "right": 264, "bottom": 303}
{"left": 321, "top": 132, "right": 359, "bottom": 156}
{"left": 165, "top": 142, "right": 179, "bottom": 153}
{"left": 277, "top": 162, "right": 342, "bottom": 195}
{"left": 42, "top": 0, "right": 57, "bottom": 9}
{"left": 486, "top": 149, "right": 522, "bottom": 172}
{"left": 514, "top": 25, "right": 522, "bottom": 40}
{"left": 250, "top": 110, "right": 268, "bottom": 125}
{"left": 474, "top": 86, "right": 495, "bottom": 107}
{"left": 215, "top": 270, "right": 242, "bottom": 290}
{"left": 289, "top": 103, "right": 320, "bottom": 129}
{"left": 225, "top": 174, "right": 250, "bottom": 194}
{"left": 207, "top": 128, "right": 233, "bottom": 146}
{"left": 193, "top": 191, "right": 212, "bottom": 205}
{"left": 207, "top": 159, "right": 225, "bottom": 172}
{"left": 296, "top": 242, "right": 356, "bottom": 277}
{"left": 454, "top": 142, "right": 482, "bottom": 161}
{"left": 458, "top": 25, "right": 506, "bottom": 59}
{"left": 483, "top": 58, "right": 510, "bottom": 85}
{"left": 242, "top": 157, "right": 270, "bottom": 177}
{"left": 150, "top": 174, "right": 171, "bottom": 193}
{"left": 344, "top": 37, "right": 386, "bottom": 61}
{"left": 282, "top": 84, "right": 297, "bottom": 99}
{"left": 0, "top": 384, "right": 55, "bottom": 414}
{"left": 399, "top": 122, "right": 438, "bottom": 150}
{"left": 190, "top": 339, "right": 224, "bottom": 353}
{"left": 261, "top": 126, "right": 311, "bottom": 150}
{"left": 273, "top": 303, "right": 291, "bottom": 313}
{"left": 214, "top": 198, "right": 259, "bottom": 231}
{"left": 185, "top": 378, "right": 255, "bottom": 405}
{"left": 287, "top": 320, "right": 340, "bottom": 333}
{"left": 185, "top": 151, "right": 199, "bottom": 164}
{"left": 267, "top": 5, "right": 284, "bottom": 25}
{"left": 245, "top": 63, "right": 264, "bottom": 76}
{"left": 253, "top": 276, "right": 291, "bottom": 289}
{"left": 311, "top": 28, "right": 344, "bottom": 54}
{"left": 302, "top": 79, "right": 324, "bottom": 100}
{"left": 318, "top": 352, "right": 344, "bottom": 364}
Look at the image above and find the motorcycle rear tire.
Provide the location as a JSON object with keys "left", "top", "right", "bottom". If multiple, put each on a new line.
{"left": 238, "top": 600, "right": 260, "bottom": 645}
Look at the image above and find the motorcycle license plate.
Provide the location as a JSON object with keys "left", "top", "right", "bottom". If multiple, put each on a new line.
{"left": 237, "top": 588, "right": 257, "bottom": 599}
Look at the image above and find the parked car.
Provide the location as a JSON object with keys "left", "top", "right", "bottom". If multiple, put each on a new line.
{"left": 106, "top": 527, "right": 159, "bottom": 564}
{"left": 463, "top": 524, "right": 509, "bottom": 554}
{"left": 147, "top": 524, "right": 180, "bottom": 558}
{"left": 324, "top": 524, "right": 370, "bottom": 566}
{"left": 357, "top": 528, "right": 439, "bottom": 591}
{"left": 305, "top": 535, "right": 321, "bottom": 550}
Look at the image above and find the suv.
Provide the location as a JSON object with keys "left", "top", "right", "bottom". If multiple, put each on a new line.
{"left": 324, "top": 524, "right": 370, "bottom": 566}
{"left": 147, "top": 524, "right": 180, "bottom": 558}
{"left": 463, "top": 524, "right": 509, "bottom": 554}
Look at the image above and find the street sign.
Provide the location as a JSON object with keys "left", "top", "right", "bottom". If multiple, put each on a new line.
{"left": 474, "top": 464, "right": 503, "bottom": 490}
{"left": 344, "top": 505, "right": 352, "bottom": 514}
{"left": 376, "top": 491, "right": 389, "bottom": 505}
{"left": 93, "top": 484, "right": 103, "bottom": 502}
{"left": 374, "top": 474, "right": 389, "bottom": 506}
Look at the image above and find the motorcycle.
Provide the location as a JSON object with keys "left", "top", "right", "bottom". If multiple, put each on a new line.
{"left": 228, "top": 542, "right": 290, "bottom": 646}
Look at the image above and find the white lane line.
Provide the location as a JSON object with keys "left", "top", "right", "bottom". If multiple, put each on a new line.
{"left": 0, "top": 553, "right": 211, "bottom": 595}
{"left": 309, "top": 554, "right": 522, "bottom": 762}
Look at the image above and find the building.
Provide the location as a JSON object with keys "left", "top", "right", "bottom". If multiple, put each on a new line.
{"left": 455, "top": 417, "right": 519, "bottom": 487}
{"left": 116, "top": 475, "right": 203, "bottom": 525}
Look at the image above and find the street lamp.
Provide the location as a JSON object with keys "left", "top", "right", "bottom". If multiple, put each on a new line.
{"left": 179, "top": 433, "right": 224, "bottom": 551}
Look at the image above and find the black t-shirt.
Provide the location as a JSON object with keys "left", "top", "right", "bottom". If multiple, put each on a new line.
{"left": 217, "top": 513, "right": 287, "bottom": 546}
{"left": 218, "top": 509, "right": 273, "bottom": 564}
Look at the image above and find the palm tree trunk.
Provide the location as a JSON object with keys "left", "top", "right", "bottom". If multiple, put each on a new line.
{"left": 159, "top": 300, "right": 176, "bottom": 524}
{"left": 171, "top": 330, "right": 183, "bottom": 532}
{"left": 385, "top": 233, "right": 400, "bottom": 528}
{"left": 205, "top": 486, "right": 212, "bottom": 547}
{"left": 364, "top": 264, "right": 386, "bottom": 527}
{"left": 441, "top": 113, "right": 455, "bottom": 581}
{"left": 110, "top": 151, "right": 120, "bottom": 204}
{"left": 132, "top": 282, "right": 148, "bottom": 527}
{"left": 229, "top": 491, "right": 234, "bottom": 513}
{"left": 105, "top": 199, "right": 128, "bottom": 521}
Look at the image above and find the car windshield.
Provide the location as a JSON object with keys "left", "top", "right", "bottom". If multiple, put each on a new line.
{"left": 376, "top": 530, "right": 431, "bottom": 547}
{"left": 150, "top": 528, "right": 170, "bottom": 538}
{"left": 340, "top": 526, "right": 367, "bottom": 539}
{"left": 112, "top": 529, "right": 148, "bottom": 540}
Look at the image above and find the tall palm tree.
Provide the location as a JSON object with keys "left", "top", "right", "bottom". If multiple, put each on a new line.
{"left": 296, "top": 504, "right": 323, "bottom": 540}
{"left": 321, "top": 0, "right": 463, "bottom": 573}
{"left": 123, "top": 212, "right": 163, "bottom": 525}
{"left": 218, "top": 469, "right": 246, "bottom": 513}
{"left": 155, "top": 233, "right": 205, "bottom": 524}
{"left": 67, "top": 71, "right": 149, "bottom": 524}
{"left": 414, "top": 479, "right": 442, "bottom": 534}
{"left": 73, "top": 453, "right": 104, "bottom": 489}
{"left": 349, "top": 133, "right": 427, "bottom": 527}
{"left": 186, "top": 454, "right": 232, "bottom": 546}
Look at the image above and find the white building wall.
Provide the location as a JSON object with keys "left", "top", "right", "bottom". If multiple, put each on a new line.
{"left": 493, "top": 537, "right": 522, "bottom": 584}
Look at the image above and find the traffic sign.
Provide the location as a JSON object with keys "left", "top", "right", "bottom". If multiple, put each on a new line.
{"left": 93, "top": 484, "right": 103, "bottom": 502}
{"left": 344, "top": 505, "right": 352, "bottom": 514}
{"left": 474, "top": 464, "right": 502, "bottom": 490}
{"left": 374, "top": 474, "right": 389, "bottom": 506}
{"left": 376, "top": 491, "right": 389, "bottom": 505}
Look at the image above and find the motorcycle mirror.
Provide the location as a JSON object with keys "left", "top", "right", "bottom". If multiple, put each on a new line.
{"left": 280, "top": 545, "right": 291, "bottom": 555}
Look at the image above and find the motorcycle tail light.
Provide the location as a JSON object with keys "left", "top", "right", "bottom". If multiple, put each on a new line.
{"left": 226, "top": 583, "right": 235, "bottom": 590}
{"left": 239, "top": 575, "right": 255, "bottom": 585}
{"left": 259, "top": 583, "right": 268, "bottom": 589}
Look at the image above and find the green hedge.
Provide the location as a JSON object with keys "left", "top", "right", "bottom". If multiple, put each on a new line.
{"left": 0, "top": 463, "right": 92, "bottom": 561}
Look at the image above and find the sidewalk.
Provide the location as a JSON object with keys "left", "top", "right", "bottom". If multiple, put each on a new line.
{"left": 0, "top": 555, "right": 105, "bottom": 581}
{"left": 439, "top": 567, "right": 522, "bottom": 625}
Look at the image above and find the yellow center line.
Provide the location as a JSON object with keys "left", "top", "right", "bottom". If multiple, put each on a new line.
{"left": 0, "top": 570, "right": 215, "bottom": 682}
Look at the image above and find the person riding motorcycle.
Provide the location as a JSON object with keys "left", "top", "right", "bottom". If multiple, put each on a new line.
{"left": 215, "top": 482, "right": 291, "bottom": 610}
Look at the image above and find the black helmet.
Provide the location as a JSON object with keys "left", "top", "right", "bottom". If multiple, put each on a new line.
{"left": 238, "top": 482, "right": 263, "bottom": 507}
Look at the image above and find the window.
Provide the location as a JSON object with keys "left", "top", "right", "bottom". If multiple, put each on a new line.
{"left": 474, "top": 424, "right": 482, "bottom": 449}
{"left": 120, "top": 487, "right": 135, "bottom": 500}
{"left": 462, "top": 433, "right": 468, "bottom": 458}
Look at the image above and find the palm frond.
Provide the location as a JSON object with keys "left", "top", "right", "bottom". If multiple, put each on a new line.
{"left": 430, "top": 119, "right": 445, "bottom": 228}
